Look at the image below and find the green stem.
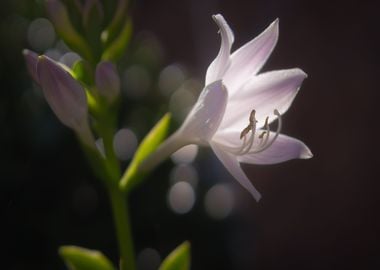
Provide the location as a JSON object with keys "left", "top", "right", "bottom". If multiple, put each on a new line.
{"left": 108, "top": 184, "right": 136, "bottom": 270}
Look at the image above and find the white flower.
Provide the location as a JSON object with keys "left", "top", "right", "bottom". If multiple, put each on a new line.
{"left": 142, "top": 14, "right": 312, "bottom": 201}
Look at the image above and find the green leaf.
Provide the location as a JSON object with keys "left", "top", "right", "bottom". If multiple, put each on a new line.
{"left": 59, "top": 246, "right": 115, "bottom": 270}
{"left": 100, "top": 0, "right": 128, "bottom": 45}
{"left": 119, "top": 113, "right": 171, "bottom": 193}
{"left": 159, "top": 242, "right": 191, "bottom": 270}
{"left": 101, "top": 18, "right": 132, "bottom": 62}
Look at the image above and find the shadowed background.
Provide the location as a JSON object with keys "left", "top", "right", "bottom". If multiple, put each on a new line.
{"left": 1, "top": 0, "right": 379, "bottom": 269}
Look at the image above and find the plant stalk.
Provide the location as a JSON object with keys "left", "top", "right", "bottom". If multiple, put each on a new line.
{"left": 108, "top": 184, "right": 136, "bottom": 270}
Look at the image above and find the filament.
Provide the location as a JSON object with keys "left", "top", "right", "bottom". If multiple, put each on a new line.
{"left": 217, "top": 109, "right": 282, "bottom": 156}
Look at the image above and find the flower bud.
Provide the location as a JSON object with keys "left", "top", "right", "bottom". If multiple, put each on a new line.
{"left": 95, "top": 61, "right": 120, "bottom": 103}
{"left": 46, "top": 0, "right": 93, "bottom": 62}
{"left": 37, "top": 55, "right": 94, "bottom": 147}
{"left": 22, "top": 49, "right": 39, "bottom": 84}
{"left": 83, "top": 0, "right": 104, "bottom": 30}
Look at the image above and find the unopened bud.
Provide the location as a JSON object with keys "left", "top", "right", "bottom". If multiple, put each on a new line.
{"left": 83, "top": 0, "right": 104, "bottom": 30}
{"left": 22, "top": 49, "right": 39, "bottom": 84}
{"left": 37, "top": 56, "right": 90, "bottom": 135}
{"left": 95, "top": 61, "right": 120, "bottom": 103}
{"left": 46, "top": 0, "right": 93, "bottom": 62}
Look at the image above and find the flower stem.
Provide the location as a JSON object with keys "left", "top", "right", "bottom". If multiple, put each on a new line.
{"left": 140, "top": 131, "right": 187, "bottom": 172}
{"left": 108, "top": 184, "right": 136, "bottom": 270}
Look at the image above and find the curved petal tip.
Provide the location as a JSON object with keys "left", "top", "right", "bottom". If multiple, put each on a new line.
{"left": 293, "top": 68, "right": 308, "bottom": 79}
{"left": 300, "top": 146, "right": 313, "bottom": 159}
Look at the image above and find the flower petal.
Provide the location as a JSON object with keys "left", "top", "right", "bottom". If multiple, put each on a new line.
{"left": 205, "top": 14, "right": 234, "bottom": 85}
{"left": 95, "top": 61, "right": 120, "bottom": 102}
{"left": 210, "top": 141, "right": 261, "bottom": 201}
{"left": 219, "top": 68, "right": 307, "bottom": 131}
{"left": 180, "top": 80, "right": 228, "bottom": 144}
{"left": 223, "top": 19, "right": 279, "bottom": 92}
{"left": 212, "top": 127, "right": 312, "bottom": 165}
{"left": 237, "top": 133, "right": 313, "bottom": 165}
{"left": 22, "top": 49, "right": 39, "bottom": 84}
{"left": 37, "top": 55, "right": 88, "bottom": 132}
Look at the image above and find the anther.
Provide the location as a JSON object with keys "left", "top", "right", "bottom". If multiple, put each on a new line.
{"left": 240, "top": 126, "right": 251, "bottom": 139}
{"left": 259, "top": 131, "right": 266, "bottom": 139}
{"left": 263, "top": 116, "right": 269, "bottom": 129}
{"left": 240, "top": 109, "right": 257, "bottom": 139}
{"left": 252, "top": 109, "right": 282, "bottom": 154}
{"left": 249, "top": 110, "right": 257, "bottom": 124}
{"left": 215, "top": 109, "right": 282, "bottom": 157}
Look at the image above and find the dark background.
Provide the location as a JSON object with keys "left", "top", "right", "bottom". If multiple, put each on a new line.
{"left": 1, "top": 0, "right": 379, "bottom": 269}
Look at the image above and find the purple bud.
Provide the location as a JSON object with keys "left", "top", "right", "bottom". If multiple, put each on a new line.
{"left": 95, "top": 61, "right": 120, "bottom": 103}
{"left": 37, "top": 55, "right": 88, "bottom": 131}
{"left": 22, "top": 49, "right": 39, "bottom": 84}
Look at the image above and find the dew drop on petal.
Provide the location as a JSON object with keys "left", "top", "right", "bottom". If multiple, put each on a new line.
{"left": 137, "top": 248, "right": 161, "bottom": 270}
{"left": 167, "top": 182, "right": 195, "bottom": 214}
{"left": 204, "top": 184, "right": 234, "bottom": 220}
{"left": 113, "top": 128, "right": 138, "bottom": 161}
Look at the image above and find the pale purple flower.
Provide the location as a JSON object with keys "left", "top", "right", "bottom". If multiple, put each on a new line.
{"left": 23, "top": 49, "right": 95, "bottom": 148}
{"left": 143, "top": 14, "right": 313, "bottom": 200}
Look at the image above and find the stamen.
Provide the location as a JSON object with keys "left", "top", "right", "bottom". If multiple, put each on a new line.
{"left": 258, "top": 131, "right": 266, "bottom": 139}
{"left": 240, "top": 126, "right": 251, "bottom": 140}
{"left": 258, "top": 116, "right": 270, "bottom": 147}
{"left": 240, "top": 110, "right": 257, "bottom": 139}
{"left": 235, "top": 110, "right": 256, "bottom": 155}
{"left": 249, "top": 109, "right": 256, "bottom": 123}
{"left": 263, "top": 116, "right": 269, "bottom": 128}
{"left": 251, "top": 109, "right": 282, "bottom": 154}
{"left": 215, "top": 109, "right": 282, "bottom": 156}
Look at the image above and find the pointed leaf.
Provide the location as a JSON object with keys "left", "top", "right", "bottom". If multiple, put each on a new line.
{"left": 59, "top": 246, "right": 115, "bottom": 270}
{"left": 101, "top": 18, "right": 132, "bottom": 62}
{"left": 159, "top": 242, "right": 191, "bottom": 270}
{"left": 101, "top": 0, "right": 128, "bottom": 45}
{"left": 119, "top": 113, "right": 171, "bottom": 193}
